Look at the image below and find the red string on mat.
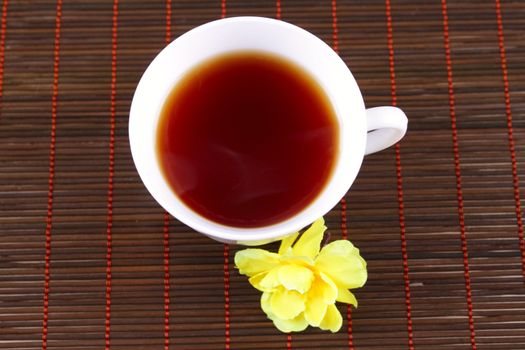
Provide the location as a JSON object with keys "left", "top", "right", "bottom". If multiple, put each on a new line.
{"left": 223, "top": 243, "right": 231, "bottom": 350}
{"left": 104, "top": 1, "right": 119, "bottom": 349}
{"left": 331, "top": 0, "right": 338, "bottom": 54}
{"left": 0, "top": 0, "right": 8, "bottom": 117}
{"left": 41, "top": 1, "right": 62, "bottom": 349}
{"left": 220, "top": 5, "right": 230, "bottom": 350}
{"left": 340, "top": 198, "right": 354, "bottom": 349}
{"left": 331, "top": 1, "right": 354, "bottom": 347}
{"left": 274, "top": 2, "right": 291, "bottom": 348}
{"left": 385, "top": 1, "right": 415, "bottom": 349}
{"left": 495, "top": 0, "right": 525, "bottom": 280}
{"left": 440, "top": 1, "right": 477, "bottom": 348}
{"left": 162, "top": 2, "right": 172, "bottom": 349}
{"left": 163, "top": 212, "right": 171, "bottom": 350}
{"left": 165, "top": 0, "right": 172, "bottom": 45}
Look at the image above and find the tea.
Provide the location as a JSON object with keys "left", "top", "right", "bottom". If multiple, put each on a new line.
{"left": 156, "top": 51, "right": 338, "bottom": 228}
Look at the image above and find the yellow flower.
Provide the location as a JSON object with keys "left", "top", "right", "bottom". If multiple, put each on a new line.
{"left": 234, "top": 218, "right": 367, "bottom": 333}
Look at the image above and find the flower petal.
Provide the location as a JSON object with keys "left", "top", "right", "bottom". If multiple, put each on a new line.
{"left": 256, "top": 267, "right": 281, "bottom": 292}
{"left": 270, "top": 288, "right": 306, "bottom": 320}
{"left": 319, "top": 272, "right": 338, "bottom": 304}
{"left": 249, "top": 272, "right": 266, "bottom": 292}
{"left": 315, "top": 240, "right": 367, "bottom": 289}
{"left": 304, "top": 286, "right": 328, "bottom": 327}
{"left": 277, "top": 264, "right": 314, "bottom": 294}
{"left": 292, "top": 218, "right": 326, "bottom": 259}
{"left": 237, "top": 238, "right": 275, "bottom": 246}
{"left": 319, "top": 304, "right": 342, "bottom": 333}
{"left": 336, "top": 287, "right": 358, "bottom": 307}
{"left": 272, "top": 314, "right": 309, "bottom": 333}
{"left": 281, "top": 255, "right": 315, "bottom": 267}
{"left": 278, "top": 232, "right": 300, "bottom": 255}
{"left": 260, "top": 291, "right": 274, "bottom": 318}
{"left": 249, "top": 271, "right": 273, "bottom": 292}
{"left": 303, "top": 273, "right": 337, "bottom": 327}
{"left": 235, "top": 249, "right": 281, "bottom": 277}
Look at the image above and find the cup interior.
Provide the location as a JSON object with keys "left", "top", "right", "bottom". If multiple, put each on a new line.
{"left": 129, "top": 16, "right": 367, "bottom": 242}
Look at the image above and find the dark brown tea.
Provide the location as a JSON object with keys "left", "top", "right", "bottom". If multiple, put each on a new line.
{"left": 156, "top": 51, "right": 338, "bottom": 228}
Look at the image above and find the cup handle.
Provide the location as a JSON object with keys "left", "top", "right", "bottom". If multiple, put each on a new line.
{"left": 365, "top": 106, "right": 408, "bottom": 155}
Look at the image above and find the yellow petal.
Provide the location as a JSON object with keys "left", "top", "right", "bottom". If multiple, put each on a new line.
{"left": 263, "top": 291, "right": 309, "bottom": 333}
{"left": 260, "top": 291, "right": 274, "bottom": 318}
{"left": 303, "top": 273, "right": 336, "bottom": 327}
{"left": 315, "top": 240, "right": 367, "bottom": 289}
{"left": 319, "top": 304, "right": 342, "bottom": 333}
{"left": 249, "top": 272, "right": 266, "bottom": 291}
{"left": 272, "top": 313, "right": 309, "bottom": 333}
{"left": 249, "top": 271, "right": 273, "bottom": 292}
{"left": 336, "top": 287, "right": 358, "bottom": 307}
{"left": 270, "top": 288, "right": 305, "bottom": 320}
{"left": 278, "top": 232, "right": 300, "bottom": 255}
{"left": 277, "top": 264, "right": 314, "bottom": 294}
{"left": 304, "top": 286, "right": 328, "bottom": 327}
{"left": 281, "top": 255, "right": 315, "bottom": 267}
{"left": 237, "top": 238, "right": 275, "bottom": 246}
{"left": 257, "top": 268, "right": 281, "bottom": 291}
{"left": 235, "top": 249, "right": 281, "bottom": 277}
{"left": 292, "top": 218, "right": 326, "bottom": 259}
{"left": 319, "top": 272, "right": 338, "bottom": 304}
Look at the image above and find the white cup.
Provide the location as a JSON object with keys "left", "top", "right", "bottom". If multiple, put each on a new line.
{"left": 129, "top": 16, "right": 407, "bottom": 245}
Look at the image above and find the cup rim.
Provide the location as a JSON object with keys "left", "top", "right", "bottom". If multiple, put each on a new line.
{"left": 129, "top": 16, "right": 366, "bottom": 242}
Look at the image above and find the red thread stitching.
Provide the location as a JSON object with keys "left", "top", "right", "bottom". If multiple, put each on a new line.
{"left": 105, "top": 1, "right": 119, "bottom": 349}
{"left": 275, "top": 3, "right": 289, "bottom": 348}
{"left": 440, "top": 1, "right": 477, "bottom": 348}
{"left": 163, "top": 3, "right": 172, "bottom": 349}
{"left": 395, "top": 143, "right": 415, "bottom": 350}
{"left": 219, "top": 4, "right": 230, "bottom": 349}
{"left": 165, "top": 0, "right": 172, "bottom": 45}
{"left": 340, "top": 198, "right": 354, "bottom": 349}
{"left": 0, "top": 0, "right": 8, "bottom": 118}
{"left": 385, "top": 1, "right": 415, "bottom": 349}
{"left": 42, "top": 1, "right": 62, "bottom": 349}
{"left": 341, "top": 199, "right": 348, "bottom": 241}
{"left": 220, "top": 5, "right": 230, "bottom": 350}
{"left": 495, "top": 0, "right": 525, "bottom": 280}
{"left": 163, "top": 212, "right": 171, "bottom": 350}
{"left": 332, "top": 1, "right": 354, "bottom": 347}
{"left": 331, "top": 0, "right": 338, "bottom": 53}
{"left": 223, "top": 244, "right": 231, "bottom": 349}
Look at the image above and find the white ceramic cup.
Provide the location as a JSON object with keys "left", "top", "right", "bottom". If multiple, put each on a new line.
{"left": 129, "top": 16, "right": 407, "bottom": 245}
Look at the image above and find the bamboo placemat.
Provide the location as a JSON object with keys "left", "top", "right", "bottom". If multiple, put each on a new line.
{"left": 1, "top": 0, "right": 524, "bottom": 349}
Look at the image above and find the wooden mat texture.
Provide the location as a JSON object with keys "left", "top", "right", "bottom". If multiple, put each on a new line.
{"left": 1, "top": 0, "right": 524, "bottom": 349}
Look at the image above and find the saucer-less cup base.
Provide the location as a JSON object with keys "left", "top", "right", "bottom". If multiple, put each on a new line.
{"left": 129, "top": 17, "right": 407, "bottom": 245}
